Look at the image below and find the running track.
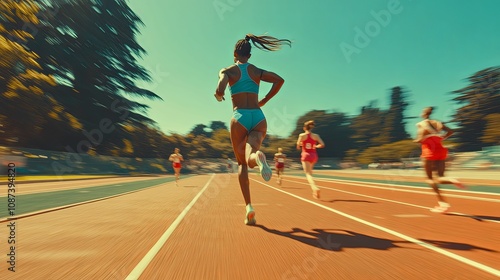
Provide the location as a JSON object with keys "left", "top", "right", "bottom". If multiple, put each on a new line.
{"left": 1, "top": 171, "right": 499, "bottom": 279}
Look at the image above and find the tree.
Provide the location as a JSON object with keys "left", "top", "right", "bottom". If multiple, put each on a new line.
{"left": 376, "top": 86, "right": 410, "bottom": 144}
{"left": 481, "top": 113, "right": 500, "bottom": 145}
{"left": 451, "top": 66, "right": 500, "bottom": 151}
{"left": 209, "top": 121, "right": 228, "bottom": 132}
{"left": 0, "top": 0, "right": 58, "bottom": 147}
{"left": 356, "top": 140, "right": 419, "bottom": 164}
{"left": 290, "top": 110, "right": 353, "bottom": 158}
{"left": 189, "top": 124, "right": 210, "bottom": 137}
{"left": 27, "top": 0, "right": 162, "bottom": 153}
{"left": 208, "top": 129, "right": 232, "bottom": 158}
{"left": 261, "top": 135, "right": 297, "bottom": 158}
{"left": 349, "top": 101, "right": 385, "bottom": 150}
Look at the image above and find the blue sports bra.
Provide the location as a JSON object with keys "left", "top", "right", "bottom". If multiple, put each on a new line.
{"left": 229, "top": 63, "right": 259, "bottom": 95}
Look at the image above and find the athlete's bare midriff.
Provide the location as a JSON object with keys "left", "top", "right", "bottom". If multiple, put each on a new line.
{"left": 231, "top": 93, "right": 260, "bottom": 110}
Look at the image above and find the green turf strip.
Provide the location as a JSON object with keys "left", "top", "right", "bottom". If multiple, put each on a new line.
{"left": 1, "top": 176, "right": 189, "bottom": 218}
{"left": 0, "top": 175, "right": 116, "bottom": 181}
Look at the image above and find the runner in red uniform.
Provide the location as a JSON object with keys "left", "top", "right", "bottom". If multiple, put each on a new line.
{"left": 414, "top": 107, "right": 465, "bottom": 213}
{"left": 169, "top": 148, "right": 184, "bottom": 186}
{"left": 274, "top": 148, "right": 286, "bottom": 185}
{"left": 296, "top": 120, "right": 325, "bottom": 199}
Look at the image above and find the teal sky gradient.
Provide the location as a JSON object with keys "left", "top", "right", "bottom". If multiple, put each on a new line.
{"left": 128, "top": 0, "right": 500, "bottom": 138}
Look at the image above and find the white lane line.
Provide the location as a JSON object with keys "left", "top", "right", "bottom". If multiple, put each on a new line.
{"left": 286, "top": 175, "right": 500, "bottom": 202}
{"left": 125, "top": 174, "right": 215, "bottom": 280}
{"left": 286, "top": 178, "right": 430, "bottom": 209}
{"left": 285, "top": 178, "right": 500, "bottom": 224}
{"left": 252, "top": 178, "right": 500, "bottom": 278}
{"left": 393, "top": 214, "right": 430, "bottom": 218}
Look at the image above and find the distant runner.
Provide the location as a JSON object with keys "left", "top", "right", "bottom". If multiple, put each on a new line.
{"left": 414, "top": 106, "right": 465, "bottom": 213}
{"left": 296, "top": 120, "right": 325, "bottom": 199}
{"left": 274, "top": 148, "right": 286, "bottom": 185}
{"left": 169, "top": 148, "right": 184, "bottom": 186}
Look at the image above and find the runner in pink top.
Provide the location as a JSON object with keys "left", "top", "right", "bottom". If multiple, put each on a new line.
{"left": 301, "top": 134, "right": 319, "bottom": 163}
{"left": 296, "top": 120, "right": 325, "bottom": 199}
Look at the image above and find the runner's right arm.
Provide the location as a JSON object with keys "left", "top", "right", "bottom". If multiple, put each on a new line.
{"left": 314, "top": 134, "right": 325, "bottom": 148}
{"left": 214, "top": 68, "right": 228, "bottom": 101}
{"left": 296, "top": 134, "right": 303, "bottom": 150}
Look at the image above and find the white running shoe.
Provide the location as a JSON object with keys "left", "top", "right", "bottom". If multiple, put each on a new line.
{"left": 313, "top": 189, "right": 321, "bottom": 200}
{"left": 255, "top": 151, "right": 272, "bottom": 181}
{"left": 430, "top": 202, "right": 450, "bottom": 213}
{"left": 245, "top": 210, "right": 256, "bottom": 225}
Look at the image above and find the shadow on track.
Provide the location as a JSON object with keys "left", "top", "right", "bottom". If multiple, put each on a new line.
{"left": 446, "top": 212, "right": 500, "bottom": 222}
{"left": 255, "top": 226, "right": 494, "bottom": 253}
{"left": 254, "top": 225, "right": 412, "bottom": 251}
{"left": 418, "top": 239, "right": 497, "bottom": 252}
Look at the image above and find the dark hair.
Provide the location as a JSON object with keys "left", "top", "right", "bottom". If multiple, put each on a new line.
{"left": 234, "top": 34, "right": 292, "bottom": 57}
{"left": 423, "top": 106, "right": 434, "bottom": 117}
{"left": 303, "top": 120, "right": 315, "bottom": 131}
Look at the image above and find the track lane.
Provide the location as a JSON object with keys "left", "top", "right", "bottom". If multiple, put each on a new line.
{"left": 254, "top": 174, "right": 500, "bottom": 275}
{"left": 0, "top": 175, "right": 212, "bottom": 279}
{"left": 137, "top": 173, "right": 498, "bottom": 280}
{"left": 2, "top": 171, "right": 498, "bottom": 279}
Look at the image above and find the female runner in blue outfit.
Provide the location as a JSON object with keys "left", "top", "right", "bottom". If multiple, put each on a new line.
{"left": 214, "top": 33, "right": 291, "bottom": 225}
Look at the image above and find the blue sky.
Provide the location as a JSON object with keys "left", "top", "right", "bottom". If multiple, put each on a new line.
{"left": 127, "top": 0, "right": 500, "bottom": 138}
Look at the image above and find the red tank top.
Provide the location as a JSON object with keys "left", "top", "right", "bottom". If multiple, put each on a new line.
{"left": 302, "top": 134, "right": 316, "bottom": 153}
{"left": 421, "top": 136, "right": 447, "bottom": 160}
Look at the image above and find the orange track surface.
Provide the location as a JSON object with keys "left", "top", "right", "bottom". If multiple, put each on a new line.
{"left": 0, "top": 172, "right": 499, "bottom": 279}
